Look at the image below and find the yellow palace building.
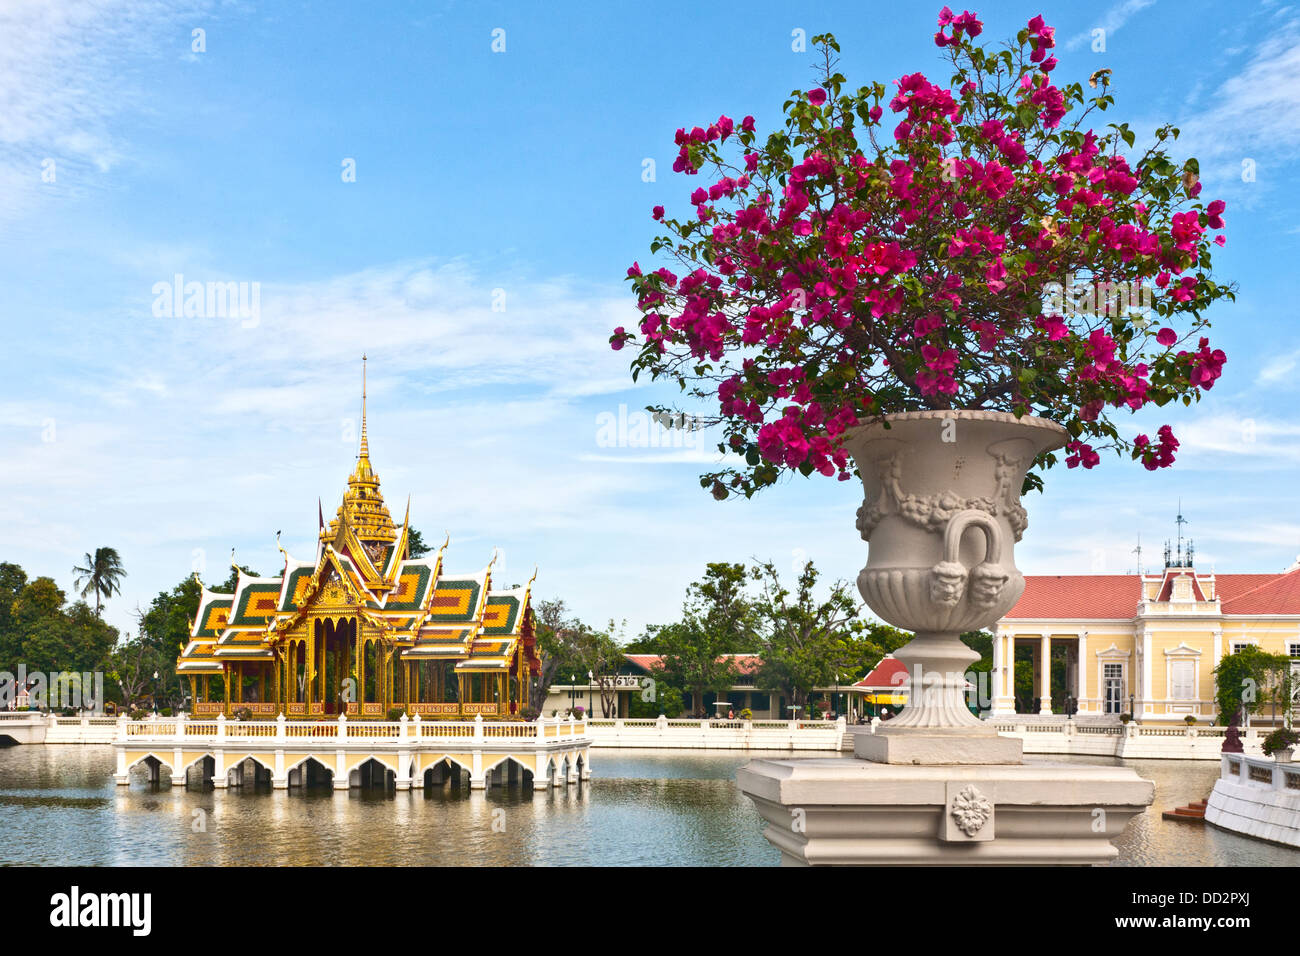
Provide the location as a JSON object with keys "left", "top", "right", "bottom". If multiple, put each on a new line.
{"left": 991, "top": 534, "right": 1300, "bottom": 723}
{"left": 176, "top": 366, "right": 542, "bottom": 720}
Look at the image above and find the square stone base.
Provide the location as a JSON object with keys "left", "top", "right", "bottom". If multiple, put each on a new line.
{"left": 736, "top": 757, "right": 1155, "bottom": 865}
{"left": 854, "top": 727, "right": 1023, "bottom": 765}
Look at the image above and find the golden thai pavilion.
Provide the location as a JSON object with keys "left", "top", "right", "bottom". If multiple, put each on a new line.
{"left": 176, "top": 371, "right": 541, "bottom": 719}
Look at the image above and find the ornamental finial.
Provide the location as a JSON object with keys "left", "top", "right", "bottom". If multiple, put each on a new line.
{"left": 359, "top": 354, "right": 369, "bottom": 460}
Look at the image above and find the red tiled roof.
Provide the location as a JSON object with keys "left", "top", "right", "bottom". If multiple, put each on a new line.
{"left": 1005, "top": 575, "right": 1142, "bottom": 619}
{"left": 623, "top": 653, "right": 763, "bottom": 675}
{"left": 854, "top": 655, "right": 909, "bottom": 690}
{"left": 1006, "top": 569, "right": 1300, "bottom": 619}
{"left": 1221, "top": 568, "right": 1300, "bottom": 615}
{"left": 1214, "top": 574, "right": 1283, "bottom": 603}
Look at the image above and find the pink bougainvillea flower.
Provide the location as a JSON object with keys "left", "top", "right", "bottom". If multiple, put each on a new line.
{"left": 613, "top": 12, "right": 1231, "bottom": 499}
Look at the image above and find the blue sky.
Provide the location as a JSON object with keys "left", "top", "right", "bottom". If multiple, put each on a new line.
{"left": 1, "top": 0, "right": 1299, "bottom": 642}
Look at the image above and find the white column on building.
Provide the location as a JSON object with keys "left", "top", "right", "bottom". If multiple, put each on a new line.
{"left": 991, "top": 629, "right": 1008, "bottom": 715}
{"left": 1077, "top": 630, "right": 1088, "bottom": 713}
{"left": 994, "top": 631, "right": 1017, "bottom": 716}
{"left": 1039, "top": 632, "right": 1053, "bottom": 715}
{"left": 1211, "top": 628, "right": 1223, "bottom": 720}
{"left": 1008, "top": 633, "right": 1018, "bottom": 707}
{"left": 1141, "top": 628, "right": 1154, "bottom": 719}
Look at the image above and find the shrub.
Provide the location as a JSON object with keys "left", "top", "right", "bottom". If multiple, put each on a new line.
{"left": 386, "top": 707, "right": 406, "bottom": 721}
{"left": 160, "top": 707, "right": 173, "bottom": 718}
{"left": 1183, "top": 715, "right": 1196, "bottom": 726}
{"left": 233, "top": 707, "right": 253, "bottom": 721}
{"left": 1119, "top": 713, "right": 1132, "bottom": 724}
{"left": 1262, "top": 728, "right": 1299, "bottom": 757}
{"left": 740, "top": 708, "right": 753, "bottom": 720}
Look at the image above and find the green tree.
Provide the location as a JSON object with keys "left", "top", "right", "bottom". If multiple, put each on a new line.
{"left": 10, "top": 577, "right": 65, "bottom": 628}
{"left": 406, "top": 527, "right": 433, "bottom": 558}
{"left": 1211, "top": 645, "right": 1292, "bottom": 726}
{"left": 22, "top": 602, "right": 116, "bottom": 676}
{"left": 529, "top": 598, "right": 585, "bottom": 713}
{"left": 652, "top": 563, "right": 756, "bottom": 716}
{"left": 0, "top": 562, "right": 29, "bottom": 663}
{"left": 1215, "top": 646, "right": 1295, "bottom": 728}
{"left": 565, "top": 620, "right": 627, "bottom": 717}
{"left": 136, "top": 575, "right": 203, "bottom": 708}
{"left": 750, "top": 560, "right": 865, "bottom": 712}
{"left": 72, "top": 547, "right": 126, "bottom": 617}
{"left": 108, "top": 624, "right": 157, "bottom": 709}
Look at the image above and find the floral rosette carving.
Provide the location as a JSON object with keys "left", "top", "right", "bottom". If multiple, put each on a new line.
{"left": 950, "top": 785, "right": 993, "bottom": 836}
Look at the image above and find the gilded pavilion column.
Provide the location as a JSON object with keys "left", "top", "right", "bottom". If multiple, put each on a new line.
{"left": 188, "top": 676, "right": 197, "bottom": 709}
{"left": 272, "top": 655, "right": 281, "bottom": 709}
{"left": 305, "top": 633, "right": 315, "bottom": 713}
{"left": 413, "top": 662, "right": 421, "bottom": 705}
{"left": 383, "top": 646, "right": 392, "bottom": 710}
{"left": 318, "top": 628, "right": 327, "bottom": 704}
{"left": 357, "top": 636, "right": 366, "bottom": 709}
{"left": 340, "top": 636, "right": 351, "bottom": 708}
{"left": 331, "top": 630, "right": 342, "bottom": 710}
{"left": 223, "top": 664, "right": 231, "bottom": 715}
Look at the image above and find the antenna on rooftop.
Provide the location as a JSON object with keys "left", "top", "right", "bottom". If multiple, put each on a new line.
{"left": 1132, "top": 534, "right": 1143, "bottom": 575}
{"left": 1163, "top": 501, "right": 1195, "bottom": 569}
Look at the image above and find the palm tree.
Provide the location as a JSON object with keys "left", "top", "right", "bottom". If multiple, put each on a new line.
{"left": 72, "top": 547, "right": 126, "bottom": 617}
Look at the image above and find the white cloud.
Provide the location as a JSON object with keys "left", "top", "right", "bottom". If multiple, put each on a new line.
{"left": 1176, "top": 15, "right": 1300, "bottom": 171}
{"left": 0, "top": 0, "right": 211, "bottom": 222}
{"left": 1065, "top": 0, "right": 1157, "bottom": 51}
{"left": 1258, "top": 350, "right": 1300, "bottom": 385}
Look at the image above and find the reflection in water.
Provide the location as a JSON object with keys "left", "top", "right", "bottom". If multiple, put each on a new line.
{"left": 0, "top": 746, "right": 1295, "bottom": 866}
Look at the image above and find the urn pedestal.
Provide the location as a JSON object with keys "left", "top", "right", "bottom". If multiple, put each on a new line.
{"left": 738, "top": 411, "right": 1154, "bottom": 865}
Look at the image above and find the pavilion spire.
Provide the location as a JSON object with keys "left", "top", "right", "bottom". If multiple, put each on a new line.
{"left": 359, "top": 354, "right": 369, "bottom": 461}
{"left": 325, "top": 355, "right": 396, "bottom": 546}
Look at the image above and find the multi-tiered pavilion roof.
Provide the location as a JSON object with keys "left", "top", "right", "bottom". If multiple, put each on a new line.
{"left": 177, "top": 363, "right": 540, "bottom": 719}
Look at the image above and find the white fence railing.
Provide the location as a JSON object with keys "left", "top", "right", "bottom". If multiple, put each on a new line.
{"left": 585, "top": 716, "right": 846, "bottom": 751}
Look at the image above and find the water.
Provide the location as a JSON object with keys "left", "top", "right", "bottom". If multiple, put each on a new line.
{"left": 0, "top": 745, "right": 1295, "bottom": 866}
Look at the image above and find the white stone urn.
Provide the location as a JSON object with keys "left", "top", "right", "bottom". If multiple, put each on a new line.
{"left": 737, "top": 408, "right": 1157, "bottom": 864}
{"left": 843, "top": 410, "right": 1067, "bottom": 741}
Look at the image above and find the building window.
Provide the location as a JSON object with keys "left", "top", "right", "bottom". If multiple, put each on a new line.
{"left": 1289, "top": 643, "right": 1300, "bottom": 659}
{"left": 1169, "top": 659, "right": 1195, "bottom": 701}
{"left": 1102, "top": 662, "right": 1125, "bottom": 714}
{"left": 1232, "top": 643, "right": 1252, "bottom": 655}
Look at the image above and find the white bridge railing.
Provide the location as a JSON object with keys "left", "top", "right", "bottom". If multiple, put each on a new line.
{"left": 118, "top": 713, "right": 587, "bottom": 744}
